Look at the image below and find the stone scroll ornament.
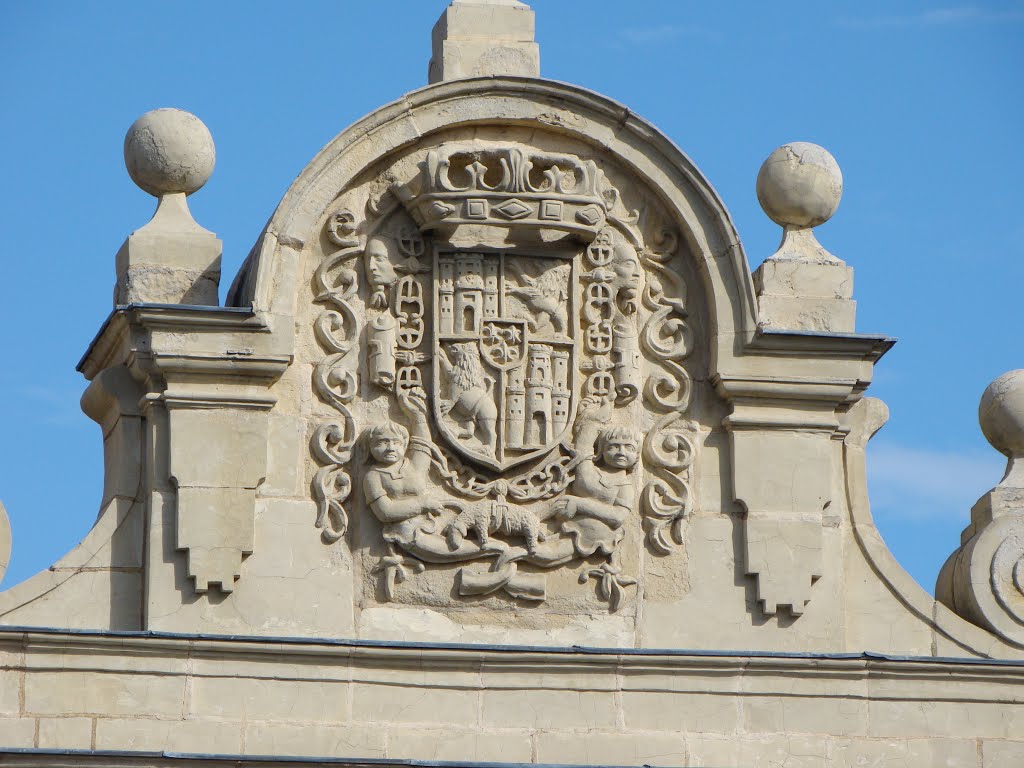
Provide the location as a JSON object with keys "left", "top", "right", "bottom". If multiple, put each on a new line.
{"left": 312, "top": 145, "right": 698, "bottom": 611}
{"left": 639, "top": 227, "right": 696, "bottom": 554}
{"left": 311, "top": 208, "right": 361, "bottom": 543}
{"left": 938, "top": 370, "right": 1024, "bottom": 645}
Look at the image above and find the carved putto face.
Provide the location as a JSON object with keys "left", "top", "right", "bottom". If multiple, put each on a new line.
{"left": 598, "top": 428, "right": 641, "bottom": 470}
{"left": 366, "top": 422, "right": 409, "bottom": 466}
{"left": 371, "top": 436, "right": 404, "bottom": 465}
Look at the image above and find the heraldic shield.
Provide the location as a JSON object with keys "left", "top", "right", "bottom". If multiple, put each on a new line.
{"left": 433, "top": 251, "right": 577, "bottom": 471}
{"left": 310, "top": 141, "right": 694, "bottom": 610}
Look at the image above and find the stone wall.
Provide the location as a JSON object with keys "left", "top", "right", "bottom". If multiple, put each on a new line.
{"left": 1, "top": 630, "right": 1023, "bottom": 766}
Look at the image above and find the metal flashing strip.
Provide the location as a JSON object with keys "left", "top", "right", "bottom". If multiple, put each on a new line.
{"left": 0, "top": 624, "right": 1021, "bottom": 668}
{"left": 0, "top": 750, "right": 682, "bottom": 768}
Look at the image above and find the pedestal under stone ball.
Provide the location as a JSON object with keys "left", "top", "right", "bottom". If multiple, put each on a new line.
{"left": 756, "top": 142, "right": 843, "bottom": 228}
{"left": 124, "top": 108, "right": 215, "bottom": 197}
{"left": 980, "top": 370, "right": 1024, "bottom": 458}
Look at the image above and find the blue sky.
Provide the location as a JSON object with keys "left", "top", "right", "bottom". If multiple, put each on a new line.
{"left": 0, "top": 1, "right": 1020, "bottom": 599}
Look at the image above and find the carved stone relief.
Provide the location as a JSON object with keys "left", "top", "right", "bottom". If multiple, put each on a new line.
{"left": 311, "top": 209, "right": 360, "bottom": 543}
{"left": 309, "top": 141, "right": 701, "bottom": 612}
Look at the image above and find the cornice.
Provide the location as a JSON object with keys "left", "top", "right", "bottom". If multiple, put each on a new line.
{"left": 77, "top": 304, "right": 286, "bottom": 381}
{"left": 1, "top": 627, "right": 1022, "bottom": 686}
{"left": 749, "top": 328, "right": 896, "bottom": 362}
{"left": 0, "top": 750, "right": 580, "bottom": 768}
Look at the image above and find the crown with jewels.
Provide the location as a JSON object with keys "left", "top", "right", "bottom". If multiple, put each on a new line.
{"left": 396, "top": 144, "right": 612, "bottom": 241}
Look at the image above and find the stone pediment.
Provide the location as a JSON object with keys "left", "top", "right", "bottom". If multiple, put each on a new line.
{"left": 1, "top": 3, "right": 1024, "bottom": 764}
{"left": 0, "top": 73, "right": 1008, "bottom": 653}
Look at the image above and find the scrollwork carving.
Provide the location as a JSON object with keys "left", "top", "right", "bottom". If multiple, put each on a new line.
{"left": 326, "top": 208, "right": 358, "bottom": 248}
{"left": 311, "top": 207, "right": 362, "bottom": 542}
{"left": 641, "top": 414, "right": 695, "bottom": 554}
{"left": 639, "top": 227, "right": 697, "bottom": 554}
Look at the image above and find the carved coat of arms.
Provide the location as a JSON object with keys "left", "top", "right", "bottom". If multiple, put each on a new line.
{"left": 309, "top": 144, "right": 697, "bottom": 611}
{"left": 433, "top": 252, "right": 575, "bottom": 470}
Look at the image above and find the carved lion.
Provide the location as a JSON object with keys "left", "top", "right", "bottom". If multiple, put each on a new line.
{"left": 440, "top": 342, "right": 498, "bottom": 455}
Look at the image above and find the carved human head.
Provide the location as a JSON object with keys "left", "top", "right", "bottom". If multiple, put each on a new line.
{"left": 365, "top": 421, "right": 409, "bottom": 466}
{"left": 364, "top": 237, "right": 400, "bottom": 306}
{"left": 597, "top": 426, "right": 641, "bottom": 470}
{"left": 612, "top": 241, "right": 643, "bottom": 315}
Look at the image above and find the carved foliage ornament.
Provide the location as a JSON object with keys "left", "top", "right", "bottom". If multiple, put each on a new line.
{"left": 310, "top": 143, "right": 698, "bottom": 611}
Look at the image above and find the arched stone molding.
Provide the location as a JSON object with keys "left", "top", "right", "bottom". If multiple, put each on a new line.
{"left": 228, "top": 77, "right": 756, "bottom": 368}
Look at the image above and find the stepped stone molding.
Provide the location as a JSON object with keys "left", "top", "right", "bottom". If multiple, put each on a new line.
{"left": 79, "top": 306, "right": 291, "bottom": 600}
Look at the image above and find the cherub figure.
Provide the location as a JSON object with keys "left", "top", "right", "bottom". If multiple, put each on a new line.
{"left": 552, "top": 396, "right": 641, "bottom": 557}
{"left": 363, "top": 388, "right": 448, "bottom": 548}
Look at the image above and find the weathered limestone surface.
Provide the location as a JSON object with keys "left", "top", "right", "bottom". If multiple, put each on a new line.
{"left": 116, "top": 109, "right": 220, "bottom": 306}
{"left": 429, "top": 0, "right": 539, "bottom": 83}
{"left": 753, "top": 142, "right": 855, "bottom": 332}
{"left": 0, "top": 631, "right": 1022, "bottom": 766}
{"left": 938, "top": 370, "right": 1024, "bottom": 645}
{"left": 0, "top": 2, "right": 1021, "bottom": 766}
{"left": 0, "top": 503, "right": 10, "bottom": 588}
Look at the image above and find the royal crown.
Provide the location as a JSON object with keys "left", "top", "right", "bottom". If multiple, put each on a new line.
{"left": 396, "top": 143, "right": 612, "bottom": 241}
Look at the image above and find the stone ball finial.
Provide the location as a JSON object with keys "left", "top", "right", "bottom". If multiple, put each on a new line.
{"left": 124, "top": 108, "right": 215, "bottom": 197}
{"left": 980, "top": 370, "right": 1024, "bottom": 459}
{"left": 756, "top": 142, "right": 843, "bottom": 229}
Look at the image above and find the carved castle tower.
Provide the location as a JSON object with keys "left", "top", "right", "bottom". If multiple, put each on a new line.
{"left": 438, "top": 256, "right": 455, "bottom": 334}
{"left": 505, "top": 363, "right": 526, "bottom": 449}
{"left": 524, "top": 343, "right": 553, "bottom": 447}
{"left": 453, "top": 254, "right": 483, "bottom": 334}
{"left": 551, "top": 348, "right": 570, "bottom": 435}
{"left": 483, "top": 259, "right": 499, "bottom": 318}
